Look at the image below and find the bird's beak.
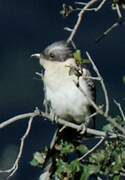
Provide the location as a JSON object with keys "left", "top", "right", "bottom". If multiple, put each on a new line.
{"left": 30, "top": 53, "right": 40, "bottom": 59}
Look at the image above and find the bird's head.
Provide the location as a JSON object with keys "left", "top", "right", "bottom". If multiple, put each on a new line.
{"left": 31, "top": 41, "right": 73, "bottom": 64}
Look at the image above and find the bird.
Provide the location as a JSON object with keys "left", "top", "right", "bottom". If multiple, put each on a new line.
{"left": 32, "top": 41, "right": 95, "bottom": 126}
{"left": 31, "top": 41, "right": 95, "bottom": 180}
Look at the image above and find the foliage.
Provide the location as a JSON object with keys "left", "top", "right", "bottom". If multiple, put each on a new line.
{"left": 30, "top": 147, "right": 48, "bottom": 167}
{"left": 73, "top": 50, "right": 90, "bottom": 65}
{"left": 31, "top": 132, "right": 125, "bottom": 179}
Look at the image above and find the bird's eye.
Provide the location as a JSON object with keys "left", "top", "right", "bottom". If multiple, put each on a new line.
{"left": 49, "top": 52, "right": 55, "bottom": 58}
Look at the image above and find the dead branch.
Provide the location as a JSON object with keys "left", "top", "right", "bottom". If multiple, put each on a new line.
{"left": 114, "top": 99, "right": 125, "bottom": 121}
{"left": 86, "top": 51, "right": 109, "bottom": 116}
{"left": 0, "top": 116, "right": 34, "bottom": 179}
{"left": 78, "top": 136, "right": 105, "bottom": 161}
{"left": 67, "top": 0, "right": 107, "bottom": 43}
{"left": 0, "top": 109, "right": 40, "bottom": 129}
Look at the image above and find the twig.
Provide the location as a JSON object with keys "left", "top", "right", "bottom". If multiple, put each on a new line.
{"left": 67, "top": 0, "right": 98, "bottom": 43}
{"left": 114, "top": 99, "right": 125, "bottom": 121}
{"left": 75, "top": 2, "right": 87, "bottom": 5}
{"left": 74, "top": 53, "right": 125, "bottom": 135}
{"left": 86, "top": 128, "right": 105, "bottom": 136}
{"left": 78, "top": 136, "right": 105, "bottom": 161}
{"left": 0, "top": 110, "right": 40, "bottom": 129}
{"left": 77, "top": 82, "right": 103, "bottom": 114}
{"left": 94, "top": 0, "right": 106, "bottom": 11}
{"left": 0, "top": 108, "right": 104, "bottom": 137}
{"left": 64, "top": 27, "right": 73, "bottom": 32}
{"left": 0, "top": 116, "right": 33, "bottom": 178}
{"left": 95, "top": 16, "right": 125, "bottom": 43}
{"left": 0, "top": 109, "right": 108, "bottom": 138}
{"left": 86, "top": 51, "right": 109, "bottom": 116}
{"left": 83, "top": 76, "right": 102, "bottom": 81}
{"left": 116, "top": 4, "right": 122, "bottom": 18}
{"left": 95, "top": 21, "right": 120, "bottom": 43}
{"left": 75, "top": 0, "right": 106, "bottom": 12}
{"left": 67, "top": 0, "right": 108, "bottom": 43}
{"left": 88, "top": 108, "right": 102, "bottom": 119}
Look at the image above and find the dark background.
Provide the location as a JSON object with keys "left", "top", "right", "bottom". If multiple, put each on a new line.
{"left": 0, "top": 0, "right": 125, "bottom": 179}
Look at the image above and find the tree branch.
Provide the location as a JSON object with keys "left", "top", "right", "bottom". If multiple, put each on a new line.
{"left": 78, "top": 136, "right": 105, "bottom": 161}
{"left": 0, "top": 110, "right": 40, "bottom": 129}
{"left": 114, "top": 99, "right": 125, "bottom": 121}
{"left": 67, "top": 0, "right": 99, "bottom": 43}
{"left": 0, "top": 116, "right": 33, "bottom": 179}
{"left": 86, "top": 51, "right": 109, "bottom": 116}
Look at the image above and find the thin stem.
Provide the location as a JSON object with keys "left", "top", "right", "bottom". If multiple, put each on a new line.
{"left": 78, "top": 137, "right": 105, "bottom": 161}
{"left": 67, "top": 0, "right": 98, "bottom": 43}
{"left": 86, "top": 52, "right": 109, "bottom": 116}
{"left": 114, "top": 99, "right": 125, "bottom": 121}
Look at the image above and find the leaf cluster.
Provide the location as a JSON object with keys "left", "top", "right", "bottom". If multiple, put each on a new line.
{"left": 30, "top": 134, "right": 125, "bottom": 180}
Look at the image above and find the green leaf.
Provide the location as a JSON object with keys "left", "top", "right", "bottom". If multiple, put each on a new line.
{"left": 73, "top": 50, "right": 90, "bottom": 65}
{"left": 34, "top": 152, "right": 43, "bottom": 163}
{"left": 102, "top": 123, "right": 114, "bottom": 132}
{"left": 81, "top": 165, "right": 99, "bottom": 180}
{"left": 69, "top": 160, "right": 81, "bottom": 173}
{"left": 76, "top": 144, "right": 88, "bottom": 154}
{"left": 90, "top": 150, "right": 105, "bottom": 164}
{"left": 112, "top": 154, "right": 122, "bottom": 173}
{"left": 73, "top": 50, "right": 83, "bottom": 65}
{"left": 56, "top": 159, "right": 72, "bottom": 179}
{"left": 83, "top": 59, "right": 91, "bottom": 64}
{"left": 113, "top": 175, "right": 120, "bottom": 180}
{"left": 59, "top": 141, "right": 75, "bottom": 155}
{"left": 30, "top": 158, "right": 39, "bottom": 167}
{"left": 30, "top": 151, "right": 47, "bottom": 167}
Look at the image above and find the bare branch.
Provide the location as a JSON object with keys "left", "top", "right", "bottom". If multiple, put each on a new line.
{"left": 76, "top": 82, "right": 103, "bottom": 114}
{"left": 67, "top": 0, "right": 108, "bottom": 43}
{"left": 83, "top": 76, "right": 102, "bottom": 81}
{"left": 0, "top": 116, "right": 33, "bottom": 178}
{"left": 67, "top": 0, "right": 99, "bottom": 43}
{"left": 64, "top": 27, "right": 73, "bottom": 32}
{"left": 0, "top": 109, "right": 40, "bottom": 129}
{"left": 116, "top": 4, "right": 122, "bottom": 18}
{"left": 93, "top": 0, "right": 106, "bottom": 11}
{"left": 78, "top": 136, "right": 105, "bottom": 161}
{"left": 75, "top": 0, "right": 107, "bottom": 11}
{"left": 75, "top": 2, "right": 88, "bottom": 5}
{"left": 114, "top": 99, "right": 125, "bottom": 121}
{"left": 95, "top": 21, "right": 120, "bottom": 43}
{"left": 86, "top": 51, "right": 109, "bottom": 116}
{"left": 0, "top": 112, "right": 40, "bottom": 129}
{"left": 0, "top": 108, "right": 105, "bottom": 138}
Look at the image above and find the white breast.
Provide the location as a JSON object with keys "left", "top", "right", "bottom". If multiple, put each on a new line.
{"left": 43, "top": 59, "right": 92, "bottom": 124}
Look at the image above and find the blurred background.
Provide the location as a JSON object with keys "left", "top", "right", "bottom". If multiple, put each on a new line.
{"left": 0, "top": 0, "right": 125, "bottom": 179}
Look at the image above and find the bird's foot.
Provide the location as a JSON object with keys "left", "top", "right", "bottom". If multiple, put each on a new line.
{"left": 78, "top": 123, "right": 86, "bottom": 134}
{"left": 49, "top": 110, "right": 58, "bottom": 123}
